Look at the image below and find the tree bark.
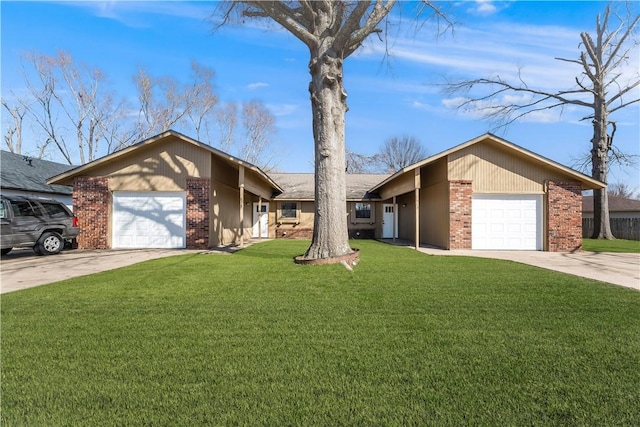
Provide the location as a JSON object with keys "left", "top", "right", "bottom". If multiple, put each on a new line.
{"left": 590, "top": 88, "right": 614, "bottom": 239}
{"left": 303, "top": 44, "right": 352, "bottom": 260}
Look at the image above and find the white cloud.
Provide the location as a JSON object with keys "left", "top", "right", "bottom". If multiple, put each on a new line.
{"left": 471, "top": 1, "right": 498, "bottom": 16}
{"left": 247, "top": 82, "right": 269, "bottom": 90}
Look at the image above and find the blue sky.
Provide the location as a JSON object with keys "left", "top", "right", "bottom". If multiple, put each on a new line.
{"left": 1, "top": 1, "right": 639, "bottom": 187}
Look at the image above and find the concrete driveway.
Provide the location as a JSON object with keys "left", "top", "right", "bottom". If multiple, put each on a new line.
{"left": 415, "top": 246, "right": 640, "bottom": 291}
{"left": 0, "top": 248, "right": 207, "bottom": 294}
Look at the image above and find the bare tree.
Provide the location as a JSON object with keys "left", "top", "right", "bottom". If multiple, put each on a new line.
{"left": 2, "top": 98, "right": 28, "bottom": 154}
{"left": 185, "top": 61, "right": 219, "bottom": 141}
{"left": 240, "top": 100, "right": 277, "bottom": 169}
{"left": 214, "top": 101, "right": 237, "bottom": 153}
{"left": 608, "top": 182, "right": 639, "bottom": 199}
{"left": 379, "top": 135, "right": 428, "bottom": 173}
{"left": 345, "top": 149, "right": 381, "bottom": 173}
{"left": 444, "top": 3, "right": 640, "bottom": 240}
{"left": 20, "top": 52, "right": 73, "bottom": 164}
{"left": 215, "top": 1, "right": 447, "bottom": 261}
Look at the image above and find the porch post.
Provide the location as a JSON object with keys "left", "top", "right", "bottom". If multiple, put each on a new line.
{"left": 258, "top": 197, "right": 263, "bottom": 240}
{"left": 239, "top": 166, "right": 245, "bottom": 247}
{"left": 414, "top": 169, "right": 420, "bottom": 251}
{"left": 392, "top": 195, "right": 397, "bottom": 243}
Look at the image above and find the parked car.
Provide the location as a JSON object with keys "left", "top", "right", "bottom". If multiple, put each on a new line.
{"left": 0, "top": 195, "right": 80, "bottom": 256}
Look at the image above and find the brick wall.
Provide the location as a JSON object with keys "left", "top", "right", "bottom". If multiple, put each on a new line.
{"left": 186, "top": 178, "right": 210, "bottom": 249}
{"left": 187, "top": 178, "right": 211, "bottom": 249}
{"left": 547, "top": 181, "right": 582, "bottom": 252}
{"left": 449, "top": 180, "right": 472, "bottom": 249}
{"left": 73, "top": 177, "right": 109, "bottom": 249}
{"left": 276, "top": 227, "right": 313, "bottom": 239}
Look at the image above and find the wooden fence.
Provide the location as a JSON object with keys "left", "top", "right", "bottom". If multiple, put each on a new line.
{"left": 583, "top": 218, "right": 640, "bottom": 240}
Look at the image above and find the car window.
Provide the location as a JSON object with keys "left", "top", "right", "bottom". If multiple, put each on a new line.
{"left": 40, "top": 202, "right": 69, "bottom": 218}
{"left": 11, "top": 201, "right": 38, "bottom": 217}
{"left": 0, "top": 201, "right": 6, "bottom": 219}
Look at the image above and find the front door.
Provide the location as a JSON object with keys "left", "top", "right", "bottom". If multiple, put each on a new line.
{"left": 252, "top": 202, "right": 269, "bottom": 238}
{"left": 382, "top": 204, "right": 398, "bottom": 238}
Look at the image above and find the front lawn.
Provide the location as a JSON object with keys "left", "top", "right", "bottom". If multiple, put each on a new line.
{"left": 583, "top": 237, "right": 640, "bottom": 253}
{"left": 2, "top": 240, "right": 639, "bottom": 425}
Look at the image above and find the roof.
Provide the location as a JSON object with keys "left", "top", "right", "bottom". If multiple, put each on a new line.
{"left": 1, "top": 150, "right": 74, "bottom": 195}
{"left": 370, "top": 133, "right": 605, "bottom": 192}
{"left": 48, "top": 130, "right": 282, "bottom": 193}
{"left": 271, "top": 173, "right": 390, "bottom": 200}
{"left": 583, "top": 195, "right": 640, "bottom": 213}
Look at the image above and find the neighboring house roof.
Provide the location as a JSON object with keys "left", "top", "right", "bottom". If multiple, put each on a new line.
{"left": 48, "top": 130, "right": 283, "bottom": 193}
{"left": 271, "top": 173, "right": 390, "bottom": 201}
{"left": 583, "top": 195, "right": 640, "bottom": 213}
{"left": 1, "top": 150, "right": 74, "bottom": 195}
{"left": 370, "top": 133, "right": 605, "bottom": 192}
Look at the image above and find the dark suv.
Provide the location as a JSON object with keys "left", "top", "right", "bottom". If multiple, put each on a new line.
{"left": 0, "top": 195, "right": 80, "bottom": 256}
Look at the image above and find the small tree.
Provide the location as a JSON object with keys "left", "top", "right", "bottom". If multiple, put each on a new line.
{"left": 240, "top": 100, "right": 277, "bottom": 170}
{"left": 379, "top": 135, "right": 428, "bottom": 173}
{"left": 444, "top": 3, "right": 640, "bottom": 240}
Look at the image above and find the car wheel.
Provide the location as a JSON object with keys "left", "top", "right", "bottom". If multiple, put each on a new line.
{"left": 0, "top": 248, "right": 11, "bottom": 256}
{"left": 36, "top": 232, "right": 63, "bottom": 255}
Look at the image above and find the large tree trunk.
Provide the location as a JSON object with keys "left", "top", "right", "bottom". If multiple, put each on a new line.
{"left": 590, "top": 87, "right": 615, "bottom": 239}
{"left": 303, "top": 45, "right": 352, "bottom": 260}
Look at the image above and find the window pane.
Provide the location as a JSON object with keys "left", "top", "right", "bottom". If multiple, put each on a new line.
{"left": 355, "top": 203, "right": 371, "bottom": 219}
{"left": 281, "top": 202, "right": 297, "bottom": 219}
{"left": 12, "top": 201, "right": 37, "bottom": 217}
{"left": 0, "top": 201, "right": 6, "bottom": 219}
{"left": 41, "top": 202, "right": 68, "bottom": 218}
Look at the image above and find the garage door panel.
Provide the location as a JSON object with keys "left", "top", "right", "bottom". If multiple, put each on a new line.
{"left": 113, "top": 192, "right": 186, "bottom": 249}
{"left": 472, "top": 195, "right": 542, "bottom": 250}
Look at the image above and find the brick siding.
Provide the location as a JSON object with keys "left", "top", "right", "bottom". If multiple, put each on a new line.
{"left": 186, "top": 179, "right": 210, "bottom": 249}
{"left": 547, "top": 181, "right": 582, "bottom": 252}
{"left": 73, "top": 177, "right": 109, "bottom": 249}
{"left": 449, "top": 180, "right": 473, "bottom": 249}
{"left": 276, "top": 227, "right": 313, "bottom": 239}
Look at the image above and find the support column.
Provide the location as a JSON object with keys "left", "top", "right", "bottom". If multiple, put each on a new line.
{"left": 239, "top": 166, "right": 245, "bottom": 247}
{"left": 414, "top": 169, "right": 420, "bottom": 250}
{"left": 392, "top": 195, "right": 397, "bottom": 243}
{"left": 258, "top": 197, "right": 262, "bottom": 240}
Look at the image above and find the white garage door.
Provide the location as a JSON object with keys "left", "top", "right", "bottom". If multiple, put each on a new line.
{"left": 112, "top": 192, "right": 186, "bottom": 249}
{"left": 472, "top": 194, "right": 542, "bottom": 250}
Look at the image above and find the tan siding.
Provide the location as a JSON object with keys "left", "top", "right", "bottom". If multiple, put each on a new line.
{"left": 448, "top": 142, "right": 566, "bottom": 193}
{"left": 397, "top": 193, "right": 415, "bottom": 241}
{"left": 420, "top": 159, "right": 448, "bottom": 188}
{"left": 420, "top": 181, "right": 449, "bottom": 248}
{"left": 210, "top": 183, "right": 241, "bottom": 246}
{"left": 95, "top": 136, "right": 210, "bottom": 191}
{"left": 379, "top": 172, "right": 416, "bottom": 200}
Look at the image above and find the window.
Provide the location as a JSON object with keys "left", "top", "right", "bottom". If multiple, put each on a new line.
{"left": 11, "top": 201, "right": 38, "bottom": 217}
{"left": 355, "top": 203, "right": 371, "bottom": 219}
{"left": 40, "top": 202, "right": 69, "bottom": 218}
{"left": 279, "top": 202, "right": 297, "bottom": 220}
{"left": 0, "top": 201, "right": 6, "bottom": 219}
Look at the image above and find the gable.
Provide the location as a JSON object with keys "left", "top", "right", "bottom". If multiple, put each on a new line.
{"left": 447, "top": 140, "right": 572, "bottom": 193}
{"left": 81, "top": 135, "right": 211, "bottom": 192}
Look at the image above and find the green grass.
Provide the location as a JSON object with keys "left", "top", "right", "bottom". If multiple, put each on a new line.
{"left": 2, "top": 240, "right": 639, "bottom": 425}
{"left": 583, "top": 238, "right": 640, "bottom": 253}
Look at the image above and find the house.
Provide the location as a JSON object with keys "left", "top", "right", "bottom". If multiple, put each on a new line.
{"left": 583, "top": 195, "right": 640, "bottom": 219}
{"left": 1, "top": 150, "right": 74, "bottom": 208}
{"left": 582, "top": 195, "right": 640, "bottom": 240}
{"left": 48, "top": 130, "right": 605, "bottom": 252}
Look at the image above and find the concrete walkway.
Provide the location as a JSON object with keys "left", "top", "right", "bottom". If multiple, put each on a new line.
{"left": 382, "top": 240, "right": 640, "bottom": 291}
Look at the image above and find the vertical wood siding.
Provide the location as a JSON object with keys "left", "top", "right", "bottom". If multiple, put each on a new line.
{"left": 91, "top": 136, "right": 211, "bottom": 191}
{"left": 448, "top": 142, "right": 565, "bottom": 193}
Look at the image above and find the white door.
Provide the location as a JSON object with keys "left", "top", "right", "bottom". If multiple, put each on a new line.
{"left": 252, "top": 202, "right": 269, "bottom": 238}
{"left": 112, "top": 192, "right": 186, "bottom": 249}
{"left": 472, "top": 194, "right": 542, "bottom": 250}
{"left": 382, "top": 204, "right": 398, "bottom": 238}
